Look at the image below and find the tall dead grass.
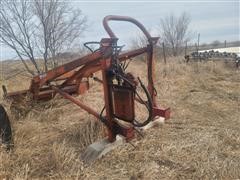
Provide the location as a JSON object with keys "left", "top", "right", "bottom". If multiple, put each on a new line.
{"left": 0, "top": 58, "right": 239, "bottom": 179}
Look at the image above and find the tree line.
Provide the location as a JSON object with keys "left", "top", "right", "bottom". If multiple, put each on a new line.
{"left": 2, "top": 1, "right": 231, "bottom": 76}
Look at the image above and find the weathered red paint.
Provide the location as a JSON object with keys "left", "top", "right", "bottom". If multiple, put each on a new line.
{"left": 3, "top": 15, "right": 170, "bottom": 142}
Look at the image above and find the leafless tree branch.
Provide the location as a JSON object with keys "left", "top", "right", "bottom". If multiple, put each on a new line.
{"left": 160, "top": 12, "right": 191, "bottom": 56}
{"left": 0, "top": 0, "right": 87, "bottom": 75}
{"left": 0, "top": 0, "right": 40, "bottom": 75}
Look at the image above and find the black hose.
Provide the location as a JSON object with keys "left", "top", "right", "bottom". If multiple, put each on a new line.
{"left": 99, "top": 106, "right": 112, "bottom": 129}
{"left": 83, "top": 41, "right": 101, "bottom": 53}
{"left": 133, "top": 77, "right": 153, "bottom": 127}
{"left": 114, "top": 73, "right": 153, "bottom": 127}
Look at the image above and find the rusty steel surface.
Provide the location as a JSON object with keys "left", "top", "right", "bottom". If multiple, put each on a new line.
{"left": 112, "top": 85, "right": 135, "bottom": 122}
{"left": 103, "top": 15, "right": 152, "bottom": 42}
{"left": 103, "top": 15, "right": 159, "bottom": 107}
{"left": 33, "top": 50, "right": 104, "bottom": 87}
{"left": 3, "top": 15, "right": 170, "bottom": 142}
{"left": 52, "top": 85, "right": 100, "bottom": 119}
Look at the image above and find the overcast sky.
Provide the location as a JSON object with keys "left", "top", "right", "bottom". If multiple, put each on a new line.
{"left": 0, "top": 0, "right": 239, "bottom": 60}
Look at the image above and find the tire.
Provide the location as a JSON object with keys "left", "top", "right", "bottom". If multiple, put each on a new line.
{"left": 0, "top": 104, "right": 13, "bottom": 151}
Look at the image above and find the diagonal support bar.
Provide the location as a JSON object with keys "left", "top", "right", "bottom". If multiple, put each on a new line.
{"left": 51, "top": 85, "right": 100, "bottom": 119}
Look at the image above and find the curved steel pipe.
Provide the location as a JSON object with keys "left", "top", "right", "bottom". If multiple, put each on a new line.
{"left": 103, "top": 15, "right": 158, "bottom": 106}
{"left": 103, "top": 15, "right": 152, "bottom": 43}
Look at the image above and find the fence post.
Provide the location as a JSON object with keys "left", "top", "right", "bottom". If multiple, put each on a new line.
{"left": 162, "top": 42, "right": 166, "bottom": 64}
{"left": 185, "top": 41, "right": 188, "bottom": 56}
{"left": 197, "top": 33, "right": 200, "bottom": 61}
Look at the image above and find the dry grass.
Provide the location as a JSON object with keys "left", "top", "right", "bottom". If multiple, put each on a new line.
{"left": 0, "top": 58, "right": 240, "bottom": 179}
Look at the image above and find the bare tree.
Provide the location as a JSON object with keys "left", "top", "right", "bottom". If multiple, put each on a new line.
{"left": 129, "top": 32, "right": 149, "bottom": 61}
{"left": 211, "top": 40, "right": 221, "bottom": 48}
{"left": 33, "top": 0, "right": 87, "bottom": 71}
{"left": 130, "top": 33, "right": 148, "bottom": 49}
{"left": 0, "top": 0, "right": 87, "bottom": 75}
{"left": 160, "top": 12, "right": 191, "bottom": 56}
{"left": 0, "top": 0, "right": 40, "bottom": 75}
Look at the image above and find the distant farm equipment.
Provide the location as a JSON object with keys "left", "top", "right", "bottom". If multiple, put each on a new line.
{"left": 1, "top": 15, "right": 170, "bottom": 160}
{"left": 185, "top": 48, "right": 240, "bottom": 68}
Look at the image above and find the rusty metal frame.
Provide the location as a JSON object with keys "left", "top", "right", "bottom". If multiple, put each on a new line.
{"left": 3, "top": 15, "right": 170, "bottom": 142}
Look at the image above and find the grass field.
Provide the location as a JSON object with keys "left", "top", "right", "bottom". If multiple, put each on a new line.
{"left": 0, "top": 58, "right": 239, "bottom": 179}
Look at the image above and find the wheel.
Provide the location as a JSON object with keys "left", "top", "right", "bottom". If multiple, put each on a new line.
{"left": 0, "top": 104, "right": 13, "bottom": 150}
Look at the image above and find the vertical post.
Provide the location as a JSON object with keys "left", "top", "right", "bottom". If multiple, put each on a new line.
{"left": 185, "top": 41, "right": 188, "bottom": 56}
{"left": 147, "top": 43, "right": 157, "bottom": 107}
{"left": 101, "top": 59, "right": 115, "bottom": 142}
{"left": 224, "top": 40, "right": 227, "bottom": 48}
{"left": 197, "top": 33, "right": 200, "bottom": 60}
{"left": 2, "top": 85, "right": 7, "bottom": 97}
{"left": 162, "top": 42, "right": 166, "bottom": 64}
